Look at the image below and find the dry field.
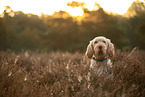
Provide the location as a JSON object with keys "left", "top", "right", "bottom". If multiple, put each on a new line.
{"left": 0, "top": 49, "right": 145, "bottom": 97}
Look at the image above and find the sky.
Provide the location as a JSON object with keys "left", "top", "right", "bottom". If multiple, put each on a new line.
{"left": 0, "top": 0, "right": 144, "bottom": 16}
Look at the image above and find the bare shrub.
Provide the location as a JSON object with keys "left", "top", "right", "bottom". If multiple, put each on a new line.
{"left": 0, "top": 50, "right": 144, "bottom": 97}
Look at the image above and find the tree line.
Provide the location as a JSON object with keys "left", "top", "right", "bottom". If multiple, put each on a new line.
{"left": 0, "top": 1, "right": 145, "bottom": 52}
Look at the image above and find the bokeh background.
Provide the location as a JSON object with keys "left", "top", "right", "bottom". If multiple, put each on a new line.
{"left": 0, "top": 1, "right": 145, "bottom": 97}
{"left": 0, "top": 0, "right": 145, "bottom": 52}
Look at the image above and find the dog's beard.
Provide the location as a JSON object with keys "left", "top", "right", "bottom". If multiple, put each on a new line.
{"left": 95, "top": 50, "right": 106, "bottom": 60}
{"left": 98, "top": 50, "right": 103, "bottom": 55}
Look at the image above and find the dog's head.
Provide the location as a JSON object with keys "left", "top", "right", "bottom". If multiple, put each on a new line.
{"left": 85, "top": 36, "right": 115, "bottom": 60}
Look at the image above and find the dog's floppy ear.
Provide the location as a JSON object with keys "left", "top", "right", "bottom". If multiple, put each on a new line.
{"left": 85, "top": 41, "right": 94, "bottom": 59}
{"left": 107, "top": 39, "right": 115, "bottom": 58}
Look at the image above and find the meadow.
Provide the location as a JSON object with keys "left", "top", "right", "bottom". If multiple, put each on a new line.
{"left": 1, "top": 1, "right": 145, "bottom": 97}
{"left": 0, "top": 49, "right": 144, "bottom": 97}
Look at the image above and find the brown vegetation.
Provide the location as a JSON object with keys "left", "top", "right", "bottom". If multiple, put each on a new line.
{"left": 0, "top": 50, "right": 144, "bottom": 97}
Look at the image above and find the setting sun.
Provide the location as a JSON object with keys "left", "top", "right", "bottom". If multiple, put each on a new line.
{"left": 66, "top": 7, "right": 84, "bottom": 16}
{"left": 0, "top": 0, "right": 144, "bottom": 16}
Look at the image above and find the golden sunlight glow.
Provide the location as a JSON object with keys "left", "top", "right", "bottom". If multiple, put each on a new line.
{"left": 0, "top": 0, "right": 144, "bottom": 17}
{"left": 99, "top": 0, "right": 135, "bottom": 15}
{"left": 66, "top": 7, "right": 84, "bottom": 16}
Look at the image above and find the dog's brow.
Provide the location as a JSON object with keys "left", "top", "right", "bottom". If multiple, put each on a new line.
{"left": 95, "top": 39, "right": 105, "bottom": 42}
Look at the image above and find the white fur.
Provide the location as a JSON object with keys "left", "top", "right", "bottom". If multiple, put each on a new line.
{"left": 85, "top": 36, "right": 115, "bottom": 88}
{"left": 86, "top": 36, "right": 114, "bottom": 59}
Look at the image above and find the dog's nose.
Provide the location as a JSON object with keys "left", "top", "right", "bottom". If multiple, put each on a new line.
{"left": 98, "top": 46, "right": 102, "bottom": 49}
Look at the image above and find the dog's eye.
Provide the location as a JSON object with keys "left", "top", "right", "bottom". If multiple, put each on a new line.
{"left": 94, "top": 41, "right": 98, "bottom": 44}
{"left": 103, "top": 41, "right": 106, "bottom": 43}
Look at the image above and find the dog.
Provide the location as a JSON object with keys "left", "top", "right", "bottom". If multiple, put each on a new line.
{"left": 85, "top": 36, "right": 115, "bottom": 88}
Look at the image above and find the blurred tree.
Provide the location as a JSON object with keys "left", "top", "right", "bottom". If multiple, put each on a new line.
{"left": 2, "top": 7, "right": 47, "bottom": 51}
{"left": 51, "top": 10, "right": 71, "bottom": 19}
{"left": 0, "top": 18, "right": 8, "bottom": 50}
{"left": 3, "top": 6, "right": 14, "bottom": 16}
{"left": 81, "top": 8, "right": 131, "bottom": 48}
{"left": 11, "top": 11, "right": 46, "bottom": 33}
{"left": 43, "top": 6, "right": 131, "bottom": 51}
{"left": 127, "top": 0, "right": 145, "bottom": 17}
{"left": 1, "top": 3, "right": 145, "bottom": 52}
{"left": 3, "top": 6, "right": 14, "bottom": 23}
{"left": 16, "top": 27, "right": 42, "bottom": 50}
{"left": 128, "top": 1, "right": 145, "bottom": 49}
{"left": 67, "top": 1, "right": 85, "bottom": 8}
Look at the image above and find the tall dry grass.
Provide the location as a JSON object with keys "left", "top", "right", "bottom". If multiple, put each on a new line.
{"left": 0, "top": 50, "right": 144, "bottom": 97}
